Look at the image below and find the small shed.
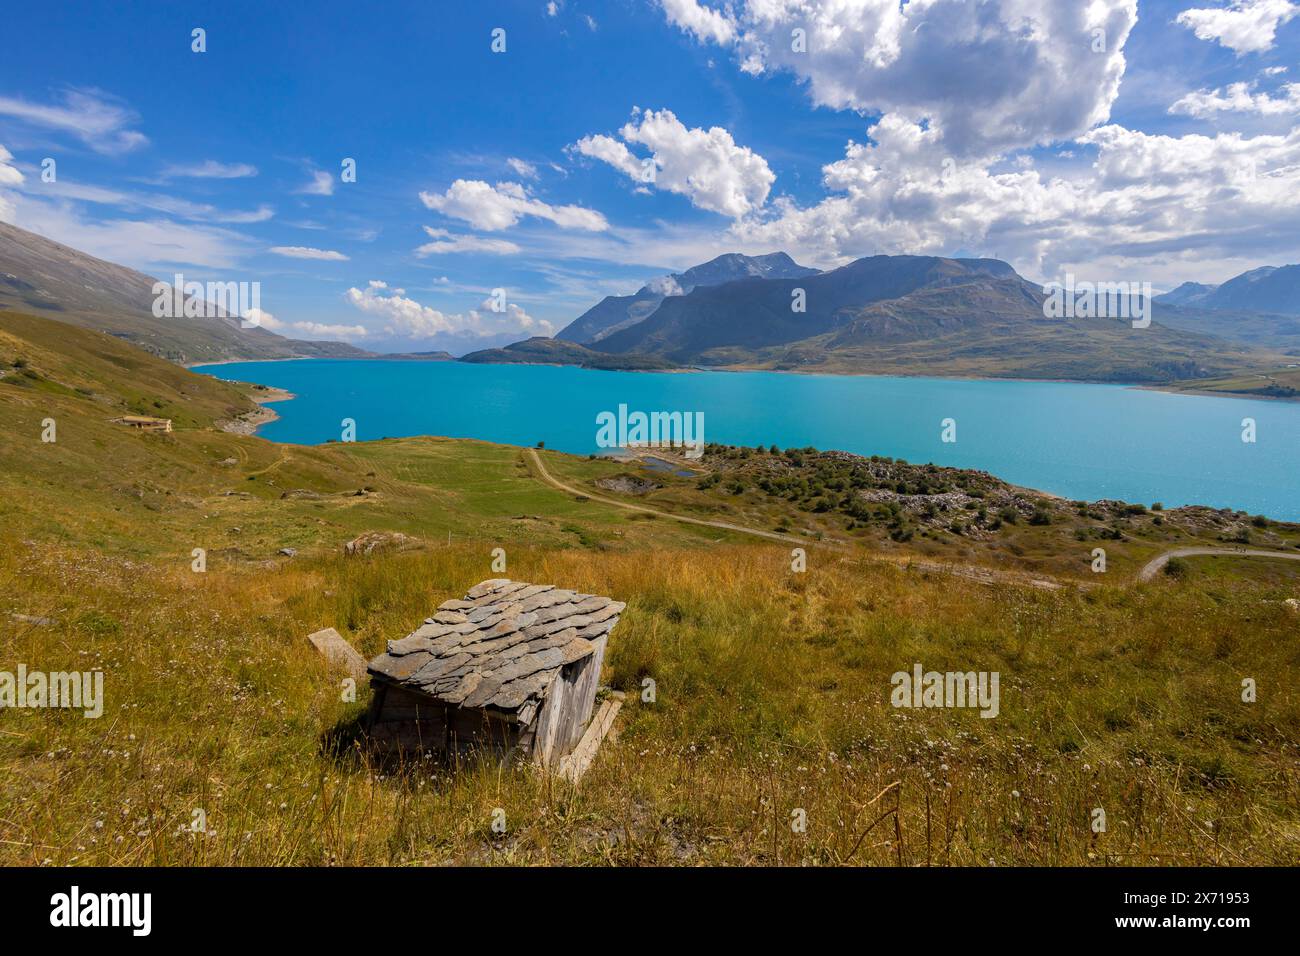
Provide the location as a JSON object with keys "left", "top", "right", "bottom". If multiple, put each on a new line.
{"left": 111, "top": 415, "right": 173, "bottom": 433}
{"left": 366, "top": 579, "right": 624, "bottom": 770}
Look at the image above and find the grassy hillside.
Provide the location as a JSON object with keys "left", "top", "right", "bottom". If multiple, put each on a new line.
{"left": 460, "top": 336, "right": 676, "bottom": 370}
{"left": 2, "top": 311, "right": 1299, "bottom": 866}
{"left": 1159, "top": 366, "right": 1300, "bottom": 400}
{"left": 0, "top": 221, "right": 370, "bottom": 364}
{"left": 580, "top": 254, "right": 1279, "bottom": 384}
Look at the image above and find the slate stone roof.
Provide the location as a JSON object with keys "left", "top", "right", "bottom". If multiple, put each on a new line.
{"left": 367, "top": 579, "right": 624, "bottom": 723}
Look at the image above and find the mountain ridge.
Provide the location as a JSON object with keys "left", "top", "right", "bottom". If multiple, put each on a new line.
{"left": 555, "top": 251, "right": 819, "bottom": 345}
{"left": 0, "top": 220, "right": 371, "bottom": 365}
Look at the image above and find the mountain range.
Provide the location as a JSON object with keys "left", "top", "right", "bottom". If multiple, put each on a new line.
{"left": 0, "top": 221, "right": 369, "bottom": 365}
{"left": 556, "top": 252, "right": 819, "bottom": 345}
{"left": 1, "top": 219, "right": 1297, "bottom": 385}
{"left": 539, "top": 252, "right": 1290, "bottom": 383}
{"left": 1155, "top": 266, "right": 1300, "bottom": 315}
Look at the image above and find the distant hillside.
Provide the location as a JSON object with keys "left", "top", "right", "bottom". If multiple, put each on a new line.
{"left": 0, "top": 221, "right": 371, "bottom": 365}
{"left": 574, "top": 253, "right": 1274, "bottom": 382}
{"left": 556, "top": 251, "right": 818, "bottom": 345}
{"left": 594, "top": 255, "right": 1013, "bottom": 359}
{"left": 1202, "top": 266, "right": 1300, "bottom": 315}
{"left": 1156, "top": 265, "right": 1300, "bottom": 316}
{"left": 1156, "top": 281, "right": 1218, "bottom": 307}
{"left": 377, "top": 350, "right": 457, "bottom": 361}
{"left": 1153, "top": 303, "right": 1300, "bottom": 353}
{"left": 460, "top": 336, "right": 675, "bottom": 370}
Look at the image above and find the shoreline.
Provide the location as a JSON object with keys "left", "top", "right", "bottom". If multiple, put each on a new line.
{"left": 215, "top": 383, "right": 296, "bottom": 436}
{"left": 190, "top": 368, "right": 1300, "bottom": 519}
{"left": 194, "top": 354, "right": 1300, "bottom": 404}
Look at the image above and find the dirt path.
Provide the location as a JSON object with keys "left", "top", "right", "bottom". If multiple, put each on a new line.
{"left": 1137, "top": 547, "right": 1300, "bottom": 581}
{"left": 527, "top": 449, "right": 1064, "bottom": 590}
{"left": 526, "top": 448, "right": 806, "bottom": 545}
{"left": 245, "top": 447, "right": 290, "bottom": 477}
{"left": 528, "top": 451, "right": 1300, "bottom": 592}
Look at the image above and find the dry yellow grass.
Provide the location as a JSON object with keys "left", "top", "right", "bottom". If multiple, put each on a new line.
{"left": 2, "top": 538, "right": 1296, "bottom": 866}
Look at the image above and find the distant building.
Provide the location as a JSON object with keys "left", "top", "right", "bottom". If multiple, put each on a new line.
{"left": 111, "top": 416, "right": 173, "bottom": 433}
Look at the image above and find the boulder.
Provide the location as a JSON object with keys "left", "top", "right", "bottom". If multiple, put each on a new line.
{"left": 343, "top": 530, "right": 415, "bottom": 557}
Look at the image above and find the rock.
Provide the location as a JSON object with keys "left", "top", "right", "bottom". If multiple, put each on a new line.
{"left": 280, "top": 489, "right": 322, "bottom": 500}
{"left": 306, "top": 627, "right": 368, "bottom": 680}
{"left": 343, "top": 530, "right": 415, "bottom": 557}
{"left": 279, "top": 548, "right": 298, "bottom": 557}
{"left": 1285, "top": 598, "right": 1300, "bottom": 614}
{"left": 595, "top": 475, "right": 661, "bottom": 495}
{"left": 10, "top": 613, "right": 53, "bottom": 627}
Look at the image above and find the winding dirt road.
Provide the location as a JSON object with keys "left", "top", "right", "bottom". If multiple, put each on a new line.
{"left": 525, "top": 448, "right": 805, "bottom": 544}
{"left": 528, "top": 450, "right": 1300, "bottom": 590}
{"left": 1136, "top": 547, "right": 1300, "bottom": 581}
{"left": 528, "top": 449, "right": 1059, "bottom": 589}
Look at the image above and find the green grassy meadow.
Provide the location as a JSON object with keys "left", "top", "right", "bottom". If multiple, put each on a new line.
{"left": 2, "top": 312, "right": 1299, "bottom": 865}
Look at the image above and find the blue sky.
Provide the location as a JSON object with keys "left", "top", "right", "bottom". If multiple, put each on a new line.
{"left": 2, "top": 0, "right": 1298, "bottom": 353}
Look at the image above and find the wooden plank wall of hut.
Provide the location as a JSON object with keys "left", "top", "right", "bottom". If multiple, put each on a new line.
{"left": 369, "top": 685, "right": 521, "bottom": 757}
{"left": 532, "top": 635, "right": 608, "bottom": 768}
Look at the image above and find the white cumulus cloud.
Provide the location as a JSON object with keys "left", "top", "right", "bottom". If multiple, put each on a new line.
{"left": 727, "top": 113, "right": 1300, "bottom": 287}
{"left": 0, "top": 145, "right": 24, "bottom": 187}
{"left": 659, "top": 0, "right": 736, "bottom": 44}
{"left": 574, "top": 107, "right": 775, "bottom": 217}
{"left": 345, "top": 280, "right": 553, "bottom": 339}
{"left": 657, "top": 0, "right": 1138, "bottom": 159}
{"left": 1176, "top": 0, "right": 1299, "bottom": 55}
{"left": 247, "top": 308, "right": 367, "bottom": 340}
{"left": 1171, "top": 80, "right": 1300, "bottom": 116}
{"left": 419, "top": 179, "right": 607, "bottom": 232}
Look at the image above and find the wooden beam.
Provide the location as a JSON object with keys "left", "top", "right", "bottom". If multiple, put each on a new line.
{"left": 556, "top": 697, "right": 622, "bottom": 784}
{"left": 307, "top": 627, "right": 368, "bottom": 681}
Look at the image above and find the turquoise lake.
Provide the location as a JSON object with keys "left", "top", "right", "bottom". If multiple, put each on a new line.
{"left": 194, "top": 360, "right": 1300, "bottom": 521}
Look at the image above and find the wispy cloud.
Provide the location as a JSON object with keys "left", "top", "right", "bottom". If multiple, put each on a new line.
{"left": 0, "top": 89, "right": 147, "bottom": 154}
{"left": 297, "top": 169, "right": 335, "bottom": 196}
{"left": 345, "top": 279, "right": 552, "bottom": 340}
{"left": 269, "top": 245, "right": 349, "bottom": 261}
{"left": 419, "top": 179, "right": 607, "bottom": 231}
{"left": 15, "top": 176, "right": 272, "bottom": 224}
{"left": 248, "top": 308, "right": 367, "bottom": 340}
{"left": 506, "top": 157, "right": 539, "bottom": 179}
{"left": 415, "top": 226, "right": 522, "bottom": 256}
{"left": 161, "top": 159, "right": 258, "bottom": 179}
{"left": 4, "top": 196, "right": 252, "bottom": 270}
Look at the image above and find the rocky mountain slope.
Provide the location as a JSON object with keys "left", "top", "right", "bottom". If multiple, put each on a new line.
{"left": 0, "top": 221, "right": 370, "bottom": 365}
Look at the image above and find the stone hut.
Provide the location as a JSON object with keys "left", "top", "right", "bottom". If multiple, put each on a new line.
{"left": 111, "top": 415, "right": 173, "bottom": 433}
{"left": 366, "top": 579, "right": 624, "bottom": 770}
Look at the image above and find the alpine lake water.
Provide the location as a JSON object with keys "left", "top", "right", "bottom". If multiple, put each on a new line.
{"left": 194, "top": 359, "right": 1300, "bottom": 521}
